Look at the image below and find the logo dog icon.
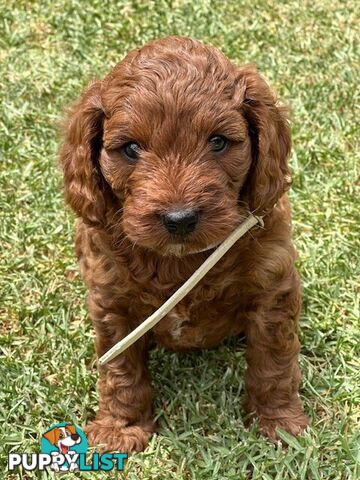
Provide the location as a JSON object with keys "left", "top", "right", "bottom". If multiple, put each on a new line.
{"left": 41, "top": 423, "right": 86, "bottom": 472}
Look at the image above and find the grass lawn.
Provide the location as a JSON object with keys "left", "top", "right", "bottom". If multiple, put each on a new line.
{"left": 1, "top": 0, "right": 359, "bottom": 478}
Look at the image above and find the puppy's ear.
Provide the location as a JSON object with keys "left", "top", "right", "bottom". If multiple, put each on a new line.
{"left": 43, "top": 427, "right": 58, "bottom": 445}
{"left": 59, "top": 81, "right": 110, "bottom": 227}
{"left": 239, "top": 66, "right": 291, "bottom": 215}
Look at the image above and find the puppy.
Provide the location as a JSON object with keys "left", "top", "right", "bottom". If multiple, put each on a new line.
{"left": 60, "top": 36, "right": 309, "bottom": 452}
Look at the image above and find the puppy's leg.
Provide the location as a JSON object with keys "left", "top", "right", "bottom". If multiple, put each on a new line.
{"left": 244, "top": 273, "right": 309, "bottom": 440}
{"left": 85, "top": 298, "right": 154, "bottom": 453}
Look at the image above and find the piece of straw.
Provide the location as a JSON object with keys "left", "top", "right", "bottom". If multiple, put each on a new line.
{"left": 98, "top": 213, "right": 263, "bottom": 366}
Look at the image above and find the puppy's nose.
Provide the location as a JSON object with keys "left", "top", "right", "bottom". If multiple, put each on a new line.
{"left": 161, "top": 209, "right": 199, "bottom": 236}
{"left": 71, "top": 434, "right": 80, "bottom": 441}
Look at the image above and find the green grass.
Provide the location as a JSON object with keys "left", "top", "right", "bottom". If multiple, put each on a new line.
{"left": 0, "top": 0, "right": 359, "bottom": 478}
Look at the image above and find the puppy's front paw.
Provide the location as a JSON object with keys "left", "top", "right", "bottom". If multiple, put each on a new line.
{"left": 68, "top": 462, "right": 79, "bottom": 472}
{"left": 84, "top": 418, "right": 154, "bottom": 453}
{"left": 256, "top": 409, "right": 309, "bottom": 442}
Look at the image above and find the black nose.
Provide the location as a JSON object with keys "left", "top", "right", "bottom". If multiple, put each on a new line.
{"left": 71, "top": 434, "right": 80, "bottom": 441}
{"left": 161, "top": 209, "right": 199, "bottom": 236}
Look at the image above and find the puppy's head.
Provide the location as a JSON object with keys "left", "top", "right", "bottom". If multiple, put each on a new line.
{"left": 42, "top": 424, "right": 79, "bottom": 447}
{"left": 60, "top": 37, "right": 290, "bottom": 256}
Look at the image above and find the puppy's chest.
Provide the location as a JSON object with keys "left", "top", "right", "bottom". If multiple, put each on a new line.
{"left": 162, "top": 304, "right": 191, "bottom": 341}
{"left": 152, "top": 276, "right": 244, "bottom": 350}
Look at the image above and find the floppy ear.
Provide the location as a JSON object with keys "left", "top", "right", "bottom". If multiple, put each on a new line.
{"left": 239, "top": 66, "right": 291, "bottom": 215}
{"left": 59, "top": 81, "right": 111, "bottom": 227}
{"left": 43, "top": 427, "right": 58, "bottom": 445}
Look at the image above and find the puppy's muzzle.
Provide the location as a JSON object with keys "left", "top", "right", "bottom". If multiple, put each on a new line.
{"left": 161, "top": 209, "right": 199, "bottom": 236}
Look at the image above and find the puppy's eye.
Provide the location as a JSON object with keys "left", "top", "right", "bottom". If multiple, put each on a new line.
{"left": 209, "top": 135, "right": 227, "bottom": 152}
{"left": 122, "top": 142, "right": 141, "bottom": 163}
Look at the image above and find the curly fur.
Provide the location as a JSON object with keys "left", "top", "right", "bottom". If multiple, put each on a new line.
{"left": 60, "top": 36, "right": 308, "bottom": 452}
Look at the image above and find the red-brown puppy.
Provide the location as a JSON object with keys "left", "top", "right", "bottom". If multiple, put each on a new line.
{"left": 60, "top": 36, "right": 309, "bottom": 452}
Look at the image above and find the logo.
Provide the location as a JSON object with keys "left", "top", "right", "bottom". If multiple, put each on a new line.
{"left": 8, "top": 423, "right": 127, "bottom": 473}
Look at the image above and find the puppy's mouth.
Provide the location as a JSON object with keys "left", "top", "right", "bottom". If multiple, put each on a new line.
{"left": 60, "top": 443, "right": 69, "bottom": 455}
{"left": 122, "top": 203, "right": 243, "bottom": 257}
{"left": 161, "top": 237, "right": 223, "bottom": 257}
